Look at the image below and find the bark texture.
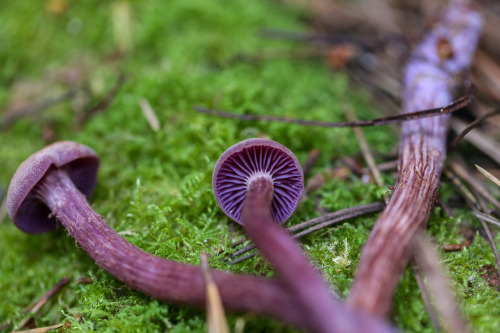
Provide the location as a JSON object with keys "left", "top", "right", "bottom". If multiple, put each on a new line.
{"left": 347, "top": 0, "right": 483, "bottom": 317}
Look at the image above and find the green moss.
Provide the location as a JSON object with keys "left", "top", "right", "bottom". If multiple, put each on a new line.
{"left": 1, "top": 0, "right": 498, "bottom": 332}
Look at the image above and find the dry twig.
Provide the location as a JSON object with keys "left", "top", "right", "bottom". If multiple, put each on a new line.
{"left": 201, "top": 253, "right": 229, "bottom": 333}
{"left": 443, "top": 166, "right": 500, "bottom": 280}
{"left": 0, "top": 90, "right": 76, "bottom": 130}
{"left": 410, "top": 260, "right": 441, "bottom": 331}
{"left": 195, "top": 95, "right": 470, "bottom": 128}
{"left": 75, "top": 74, "right": 127, "bottom": 128}
{"left": 450, "top": 117, "right": 500, "bottom": 165}
{"left": 16, "top": 277, "right": 71, "bottom": 330}
{"left": 12, "top": 324, "right": 64, "bottom": 333}
{"left": 412, "top": 233, "right": 470, "bottom": 333}
{"left": 302, "top": 149, "right": 321, "bottom": 177}
{"left": 449, "top": 106, "right": 500, "bottom": 149}
{"left": 476, "top": 164, "right": 500, "bottom": 188}
{"left": 448, "top": 158, "right": 500, "bottom": 210}
{"left": 139, "top": 98, "right": 160, "bottom": 131}
{"left": 229, "top": 202, "right": 384, "bottom": 264}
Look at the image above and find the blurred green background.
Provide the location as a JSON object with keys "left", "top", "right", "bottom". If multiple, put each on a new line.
{"left": 1, "top": 0, "right": 499, "bottom": 332}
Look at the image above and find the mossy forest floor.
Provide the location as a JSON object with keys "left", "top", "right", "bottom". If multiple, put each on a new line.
{"left": 1, "top": 1, "right": 500, "bottom": 332}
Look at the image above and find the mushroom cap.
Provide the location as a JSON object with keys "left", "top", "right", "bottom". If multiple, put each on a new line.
{"left": 213, "top": 138, "right": 303, "bottom": 224}
{"left": 7, "top": 141, "right": 100, "bottom": 234}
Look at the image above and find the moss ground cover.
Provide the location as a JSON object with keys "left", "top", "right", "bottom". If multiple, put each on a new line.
{"left": 1, "top": 0, "right": 499, "bottom": 332}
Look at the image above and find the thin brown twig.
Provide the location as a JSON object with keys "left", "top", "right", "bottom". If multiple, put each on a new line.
{"left": 290, "top": 202, "right": 385, "bottom": 233}
{"left": 139, "top": 98, "right": 160, "bottom": 131}
{"left": 473, "top": 211, "right": 500, "bottom": 227}
{"left": 343, "top": 104, "right": 389, "bottom": 204}
{"left": 21, "top": 277, "right": 71, "bottom": 315}
{"left": 412, "top": 233, "right": 470, "bottom": 333}
{"left": 436, "top": 195, "right": 455, "bottom": 219}
{"left": 17, "top": 277, "right": 71, "bottom": 330}
{"left": 259, "top": 28, "right": 375, "bottom": 47}
{"left": 410, "top": 259, "right": 441, "bottom": 332}
{"left": 448, "top": 158, "right": 500, "bottom": 211}
{"left": 450, "top": 117, "right": 500, "bottom": 165}
{"left": 347, "top": 66, "right": 401, "bottom": 117}
{"left": 444, "top": 166, "right": 500, "bottom": 277}
{"left": 442, "top": 226, "right": 474, "bottom": 252}
{"left": 258, "top": 28, "right": 410, "bottom": 52}
{"left": 12, "top": 323, "right": 64, "bottom": 333}
{"left": 201, "top": 253, "right": 229, "bottom": 333}
{"left": 343, "top": 104, "right": 384, "bottom": 186}
{"left": 443, "top": 168, "right": 479, "bottom": 208}
{"left": 75, "top": 74, "right": 127, "bottom": 128}
{"left": 302, "top": 149, "right": 321, "bottom": 177}
{"left": 226, "top": 48, "right": 330, "bottom": 66}
{"left": 0, "top": 90, "right": 76, "bottom": 130}
{"left": 449, "top": 106, "right": 500, "bottom": 149}
{"left": 442, "top": 241, "right": 472, "bottom": 252}
{"left": 476, "top": 164, "right": 500, "bottom": 188}
{"left": 74, "top": 277, "right": 93, "bottom": 285}
{"left": 475, "top": 212, "right": 500, "bottom": 287}
{"left": 228, "top": 250, "right": 259, "bottom": 264}
{"left": 12, "top": 315, "right": 82, "bottom": 333}
{"left": 228, "top": 202, "right": 384, "bottom": 264}
{"left": 230, "top": 202, "right": 383, "bottom": 260}
{"left": 195, "top": 95, "right": 471, "bottom": 128}
{"left": 475, "top": 194, "right": 500, "bottom": 278}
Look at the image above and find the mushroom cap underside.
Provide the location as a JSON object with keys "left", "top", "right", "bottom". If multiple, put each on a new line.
{"left": 213, "top": 138, "right": 304, "bottom": 224}
{"left": 7, "top": 141, "right": 99, "bottom": 234}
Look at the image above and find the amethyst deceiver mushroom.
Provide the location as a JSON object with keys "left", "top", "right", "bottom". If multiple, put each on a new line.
{"left": 213, "top": 139, "right": 342, "bottom": 332}
{"left": 213, "top": 138, "right": 303, "bottom": 224}
{"left": 6, "top": 141, "right": 309, "bottom": 327}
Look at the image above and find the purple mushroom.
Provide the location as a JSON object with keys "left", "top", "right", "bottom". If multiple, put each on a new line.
{"left": 6, "top": 141, "right": 310, "bottom": 327}
{"left": 213, "top": 139, "right": 343, "bottom": 332}
{"left": 213, "top": 139, "right": 399, "bottom": 333}
{"left": 213, "top": 138, "right": 303, "bottom": 224}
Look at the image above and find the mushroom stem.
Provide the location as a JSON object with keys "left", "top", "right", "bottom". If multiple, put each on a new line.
{"left": 241, "top": 177, "right": 389, "bottom": 333}
{"left": 35, "top": 167, "right": 305, "bottom": 327}
{"left": 346, "top": 1, "right": 483, "bottom": 317}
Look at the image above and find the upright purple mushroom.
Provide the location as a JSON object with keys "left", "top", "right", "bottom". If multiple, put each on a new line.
{"left": 213, "top": 139, "right": 341, "bottom": 333}
{"left": 6, "top": 141, "right": 309, "bottom": 327}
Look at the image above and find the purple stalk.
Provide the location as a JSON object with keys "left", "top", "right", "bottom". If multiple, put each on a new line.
{"left": 214, "top": 139, "right": 397, "bottom": 333}
{"left": 37, "top": 169, "right": 305, "bottom": 319}
{"left": 7, "top": 141, "right": 305, "bottom": 327}
{"left": 347, "top": 0, "right": 483, "bottom": 316}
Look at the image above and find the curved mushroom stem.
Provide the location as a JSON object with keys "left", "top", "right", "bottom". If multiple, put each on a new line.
{"left": 241, "top": 177, "right": 394, "bottom": 333}
{"left": 35, "top": 167, "right": 305, "bottom": 327}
